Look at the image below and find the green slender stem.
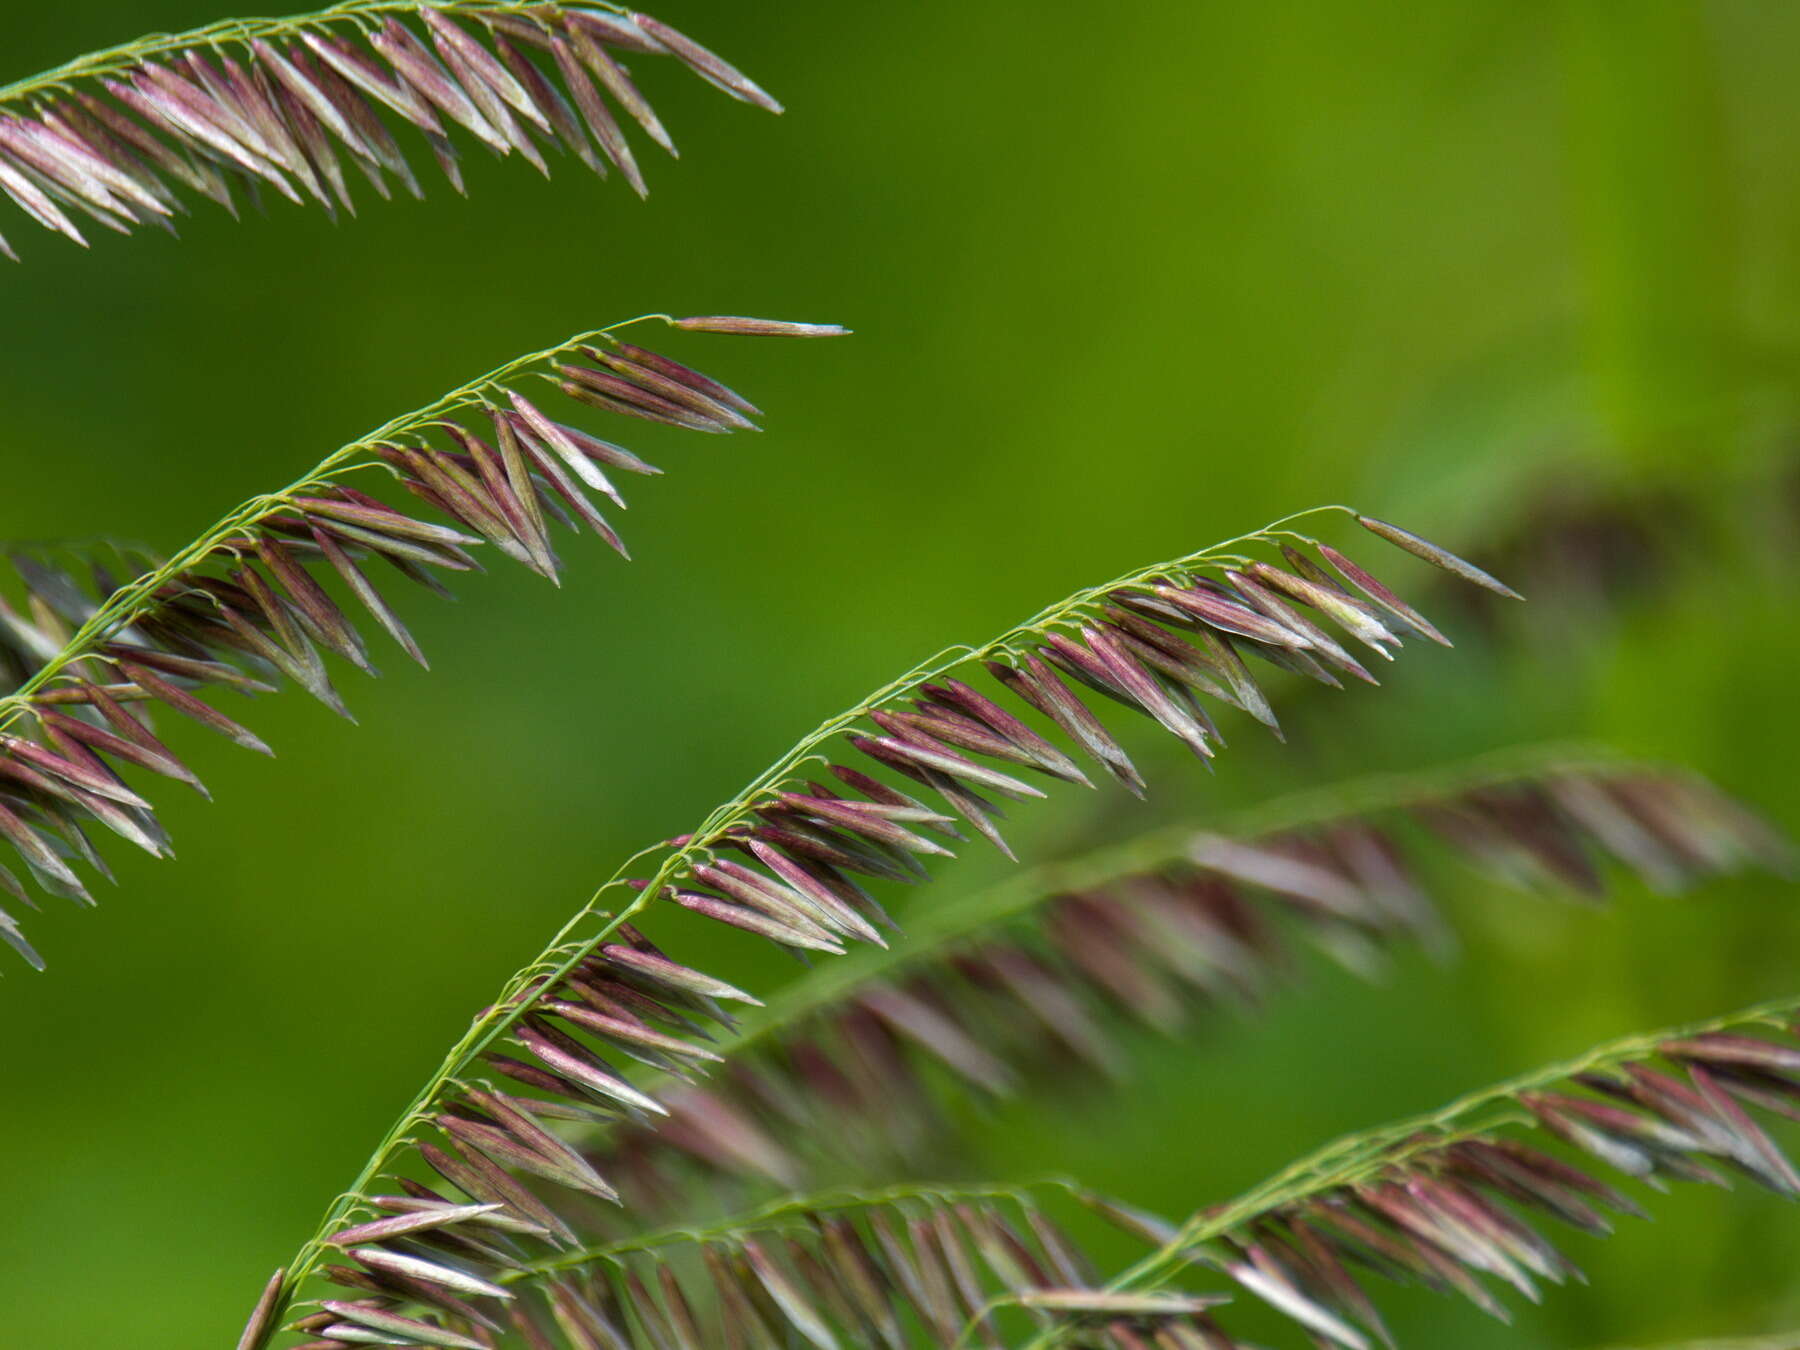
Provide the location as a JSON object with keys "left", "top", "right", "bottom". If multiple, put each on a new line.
{"left": 265, "top": 503, "right": 1362, "bottom": 1317}
{"left": 0, "top": 2, "right": 622, "bottom": 105}
{"left": 1017, "top": 994, "right": 1800, "bottom": 1347}
{"left": 0, "top": 314, "right": 669, "bottom": 735}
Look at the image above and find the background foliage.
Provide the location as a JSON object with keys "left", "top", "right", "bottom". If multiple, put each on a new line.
{"left": 1, "top": 1, "right": 1797, "bottom": 1345}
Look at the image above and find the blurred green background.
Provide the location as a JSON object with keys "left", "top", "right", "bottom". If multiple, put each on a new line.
{"left": 2, "top": 1, "right": 1799, "bottom": 1345}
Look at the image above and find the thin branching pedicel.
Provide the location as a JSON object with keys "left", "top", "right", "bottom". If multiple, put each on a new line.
{"left": 0, "top": 313, "right": 844, "bottom": 969}
{"left": 246, "top": 507, "right": 1528, "bottom": 1347}
{"left": 0, "top": 3, "right": 781, "bottom": 259}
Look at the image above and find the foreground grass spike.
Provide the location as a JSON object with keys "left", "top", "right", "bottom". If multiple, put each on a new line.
{"left": 1050, "top": 996, "right": 1800, "bottom": 1350}
{"left": 254, "top": 505, "right": 1520, "bottom": 1345}
{"left": 569, "top": 752, "right": 1789, "bottom": 1213}
{"left": 0, "top": 315, "right": 841, "bottom": 967}
{"left": 255, "top": 1004, "right": 1800, "bottom": 1348}
{"left": 0, "top": 2, "right": 779, "bottom": 259}
{"left": 493, "top": 1182, "right": 1235, "bottom": 1349}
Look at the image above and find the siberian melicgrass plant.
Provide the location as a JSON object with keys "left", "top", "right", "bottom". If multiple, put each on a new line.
{"left": 229, "top": 510, "right": 1800, "bottom": 1348}
{"left": 0, "top": 312, "right": 842, "bottom": 967}
{"left": 1, "top": 5, "right": 1793, "bottom": 1349}
{"left": 0, "top": 2, "right": 779, "bottom": 258}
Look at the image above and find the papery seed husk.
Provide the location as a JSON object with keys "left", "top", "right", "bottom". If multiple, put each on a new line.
{"left": 1219, "top": 569, "right": 1378, "bottom": 683}
{"left": 567, "top": 24, "right": 674, "bottom": 158}
{"left": 533, "top": 416, "right": 662, "bottom": 478}
{"left": 70, "top": 90, "right": 222, "bottom": 207}
{"left": 557, "top": 362, "right": 727, "bottom": 432}
{"left": 1316, "top": 543, "right": 1451, "bottom": 645}
{"left": 465, "top": 1087, "right": 622, "bottom": 1198}
{"left": 305, "top": 525, "right": 430, "bottom": 669}
{"left": 234, "top": 1267, "right": 285, "bottom": 1350}
{"left": 0, "top": 801, "right": 87, "bottom": 897}
{"left": 425, "top": 19, "right": 548, "bottom": 174}
{"left": 541, "top": 998, "right": 722, "bottom": 1062}
{"left": 1155, "top": 582, "right": 1313, "bottom": 648}
{"left": 321, "top": 1300, "right": 486, "bottom": 1350}
{"left": 457, "top": 420, "right": 558, "bottom": 573}
{"left": 254, "top": 535, "right": 373, "bottom": 671}
{"left": 505, "top": 401, "right": 645, "bottom": 498}
{"left": 72, "top": 684, "right": 206, "bottom": 791}
{"left": 747, "top": 838, "right": 884, "bottom": 945}
{"left": 826, "top": 763, "right": 963, "bottom": 838}
{"left": 348, "top": 1245, "right": 512, "bottom": 1300}
{"left": 217, "top": 589, "right": 352, "bottom": 720}
{"left": 134, "top": 64, "right": 299, "bottom": 197}
{"left": 693, "top": 857, "right": 840, "bottom": 938}
{"left": 0, "top": 115, "right": 159, "bottom": 221}
{"left": 1662, "top": 1033, "right": 1800, "bottom": 1075}
{"left": 672, "top": 887, "right": 846, "bottom": 954}
{"left": 987, "top": 654, "right": 1145, "bottom": 795}
{"left": 581, "top": 344, "right": 754, "bottom": 428}
{"left": 628, "top": 13, "right": 784, "bottom": 112}
{"left": 775, "top": 786, "right": 956, "bottom": 857}
{"left": 1687, "top": 1063, "right": 1800, "bottom": 1193}
{"left": 416, "top": 1137, "right": 578, "bottom": 1244}
{"left": 599, "top": 942, "right": 761, "bottom": 1004}
{"left": 329, "top": 1202, "right": 501, "bottom": 1248}
{"left": 301, "top": 31, "right": 443, "bottom": 133}
{"left": 740, "top": 1238, "right": 840, "bottom": 1350}
{"left": 923, "top": 676, "right": 1091, "bottom": 785}
{"left": 370, "top": 18, "right": 507, "bottom": 153}
{"left": 515, "top": 1018, "right": 669, "bottom": 1114}
{"left": 491, "top": 29, "right": 605, "bottom": 176}
{"left": 859, "top": 720, "right": 1047, "bottom": 799}
{"left": 550, "top": 32, "right": 643, "bottom": 194}
{"left": 671, "top": 315, "right": 848, "bottom": 336}
{"left": 292, "top": 491, "right": 478, "bottom": 546}
{"left": 1085, "top": 623, "right": 1216, "bottom": 759}
{"left": 1229, "top": 1252, "right": 1370, "bottom": 1349}
{"left": 1244, "top": 562, "right": 1398, "bottom": 655}
{"left": 419, "top": 10, "right": 551, "bottom": 132}
{"left": 0, "top": 729, "right": 150, "bottom": 807}
{"left": 0, "top": 153, "right": 86, "bottom": 242}
{"left": 1356, "top": 516, "right": 1523, "bottom": 599}
{"left": 1015, "top": 1289, "right": 1228, "bottom": 1315}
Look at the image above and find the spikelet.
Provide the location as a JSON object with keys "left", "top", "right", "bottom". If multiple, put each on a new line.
{"left": 0, "top": 317, "right": 843, "bottom": 967}
{"left": 0, "top": 3, "right": 781, "bottom": 258}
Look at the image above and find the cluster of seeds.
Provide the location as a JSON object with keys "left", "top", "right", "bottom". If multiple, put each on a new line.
{"left": 0, "top": 4, "right": 779, "bottom": 258}
{"left": 0, "top": 316, "right": 841, "bottom": 970}
{"left": 263, "top": 1187, "right": 1232, "bottom": 1350}
{"left": 258, "top": 1018, "right": 1800, "bottom": 1348}
{"left": 576, "top": 764, "right": 1789, "bottom": 1219}
{"left": 258, "top": 513, "right": 1549, "bottom": 1346}
{"left": 1121, "top": 1024, "right": 1800, "bottom": 1349}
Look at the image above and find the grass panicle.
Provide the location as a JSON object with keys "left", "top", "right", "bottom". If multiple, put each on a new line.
{"left": 0, "top": 2, "right": 781, "bottom": 259}
{"left": 1041, "top": 996, "right": 1800, "bottom": 1349}
{"left": 0, "top": 313, "right": 842, "bottom": 969}
{"left": 256, "top": 1001, "right": 1800, "bottom": 1348}
{"left": 565, "top": 749, "right": 1789, "bottom": 1227}
{"left": 245, "top": 506, "right": 1531, "bottom": 1347}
